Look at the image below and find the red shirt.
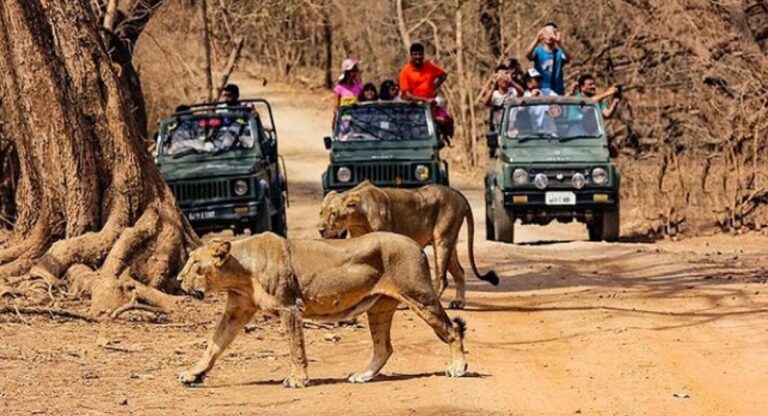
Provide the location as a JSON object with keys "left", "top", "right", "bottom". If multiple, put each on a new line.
{"left": 399, "top": 60, "right": 446, "bottom": 99}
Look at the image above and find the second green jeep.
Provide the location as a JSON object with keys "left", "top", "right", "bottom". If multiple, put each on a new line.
{"left": 322, "top": 101, "right": 448, "bottom": 194}
{"left": 485, "top": 96, "right": 620, "bottom": 243}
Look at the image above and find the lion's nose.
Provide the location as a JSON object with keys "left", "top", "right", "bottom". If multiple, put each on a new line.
{"left": 318, "top": 228, "right": 326, "bottom": 237}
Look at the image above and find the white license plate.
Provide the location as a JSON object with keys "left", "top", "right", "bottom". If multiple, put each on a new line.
{"left": 188, "top": 210, "right": 215, "bottom": 221}
{"left": 545, "top": 191, "right": 576, "bottom": 206}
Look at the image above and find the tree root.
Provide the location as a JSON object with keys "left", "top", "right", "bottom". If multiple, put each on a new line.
{"left": 109, "top": 292, "right": 165, "bottom": 320}
{"left": 0, "top": 305, "right": 97, "bottom": 322}
{"left": 0, "top": 218, "right": 52, "bottom": 265}
{"left": 99, "top": 206, "right": 159, "bottom": 278}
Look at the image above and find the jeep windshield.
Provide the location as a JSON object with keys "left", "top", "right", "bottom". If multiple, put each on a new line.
{"left": 160, "top": 114, "right": 257, "bottom": 159}
{"left": 334, "top": 104, "right": 433, "bottom": 142}
{"left": 505, "top": 104, "right": 604, "bottom": 142}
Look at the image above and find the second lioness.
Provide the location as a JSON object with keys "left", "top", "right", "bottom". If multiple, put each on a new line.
{"left": 318, "top": 181, "right": 499, "bottom": 309}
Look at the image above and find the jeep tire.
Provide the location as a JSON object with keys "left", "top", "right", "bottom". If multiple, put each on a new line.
{"left": 485, "top": 194, "right": 495, "bottom": 241}
{"left": 588, "top": 204, "right": 620, "bottom": 242}
{"left": 250, "top": 212, "right": 272, "bottom": 236}
{"left": 271, "top": 211, "right": 287, "bottom": 237}
{"left": 492, "top": 190, "right": 514, "bottom": 243}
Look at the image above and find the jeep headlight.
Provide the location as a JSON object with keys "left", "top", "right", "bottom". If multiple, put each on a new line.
{"left": 415, "top": 165, "right": 430, "bottom": 181}
{"left": 337, "top": 166, "right": 352, "bottom": 183}
{"left": 591, "top": 167, "right": 608, "bottom": 185}
{"left": 233, "top": 179, "right": 248, "bottom": 196}
{"left": 533, "top": 173, "right": 549, "bottom": 190}
{"left": 571, "top": 173, "right": 586, "bottom": 189}
{"left": 512, "top": 168, "right": 529, "bottom": 185}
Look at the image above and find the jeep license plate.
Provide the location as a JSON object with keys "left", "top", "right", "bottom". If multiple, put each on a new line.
{"left": 545, "top": 192, "right": 576, "bottom": 206}
{"left": 188, "top": 210, "right": 215, "bottom": 221}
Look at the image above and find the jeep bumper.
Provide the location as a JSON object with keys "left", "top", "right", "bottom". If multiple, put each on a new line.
{"left": 182, "top": 200, "right": 267, "bottom": 231}
{"left": 499, "top": 190, "right": 618, "bottom": 224}
{"left": 501, "top": 190, "right": 618, "bottom": 208}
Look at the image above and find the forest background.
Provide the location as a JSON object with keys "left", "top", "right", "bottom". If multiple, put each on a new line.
{"left": 2, "top": 0, "right": 768, "bottom": 240}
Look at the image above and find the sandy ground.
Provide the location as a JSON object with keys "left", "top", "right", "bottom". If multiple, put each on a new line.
{"left": 2, "top": 77, "right": 767, "bottom": 416}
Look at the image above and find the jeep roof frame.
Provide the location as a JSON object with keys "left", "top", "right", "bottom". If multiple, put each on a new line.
{"left": 171, "top": 99, "right": 278, "bottom": 141}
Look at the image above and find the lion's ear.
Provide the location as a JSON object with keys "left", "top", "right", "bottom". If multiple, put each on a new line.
{"left": 344, "top": 194, "right": 361, "bottom": 208}
{"left": 209, "top": 240, "right": 231, "bottom": 267}
{"left": 322, "top": 190, "right": 338, "bottom": 205}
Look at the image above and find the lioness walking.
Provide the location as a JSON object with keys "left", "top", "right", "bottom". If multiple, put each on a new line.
{"left": 318, "top": 181, "right": 498, "bottom": 309}
{"left": 177, "top": 232, "right": 468, "bottom": 388}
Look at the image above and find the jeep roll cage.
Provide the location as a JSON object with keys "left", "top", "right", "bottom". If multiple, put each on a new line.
{"left": 172, "top": 99, "right": 278, "bottom": 141}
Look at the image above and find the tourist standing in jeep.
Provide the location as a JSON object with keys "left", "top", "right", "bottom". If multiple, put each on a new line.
{"left": 525, "top": 22, "right": 571, "bottom": 95}
{"left": 399, "top": 43, "right": 454, "bottom": 141}
{"left": 332, "top": 59, "right": 363, "bottom": 127}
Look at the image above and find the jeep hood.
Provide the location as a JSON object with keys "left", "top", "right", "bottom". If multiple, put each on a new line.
{"left": 159, "top": 157, "right": 258, "bottom": 181}
{"left": 502, "top": 145, "right": 609, "bottom": 164}
{"left": 331, "top": 145, "right": 436, "bottom": 163}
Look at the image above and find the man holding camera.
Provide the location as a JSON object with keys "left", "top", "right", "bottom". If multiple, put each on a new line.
{"left": 569, "top": 74, "right": 622, "bottom": 119}
{"left": 525, "top": 22, "right": 571, "bottom": 95}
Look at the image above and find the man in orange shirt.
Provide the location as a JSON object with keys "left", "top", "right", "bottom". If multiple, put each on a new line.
{"left": 399, "top": 43, "right": 447, "bottom": 103}
{"left": 400, "top": 42, "right": 453, "bottom": 141}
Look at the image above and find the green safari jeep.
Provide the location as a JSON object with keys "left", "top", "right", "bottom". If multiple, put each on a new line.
{"left": 155, "top": 100, "right": 288, "bottom": 236}
{"left": 485, "top": 96, "right": 620, "bottom": 243}
{"left": 321, "top": 101, "right": 448, "bottom": 194}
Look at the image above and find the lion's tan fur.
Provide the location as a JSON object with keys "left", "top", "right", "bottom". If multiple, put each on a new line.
{"left": 318, "top": 182, "right": 498, "bottom": 309}
{"left": 176, "top": 232, "right": 468, "bottom": 387}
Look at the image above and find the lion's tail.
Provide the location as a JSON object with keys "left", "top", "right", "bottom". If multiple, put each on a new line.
{"left": 459, "top": 191, "right": 500, "bottom": 286}
{"left": 452, "top": 317, "right": 467, "bottom": 340}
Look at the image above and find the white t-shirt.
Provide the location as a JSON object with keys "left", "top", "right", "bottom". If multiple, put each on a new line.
{"left": 491, "top": 88, "right": 518, "bottom": 130}
{"left": 523, "top": 88, "right": 557, "bottom": 97}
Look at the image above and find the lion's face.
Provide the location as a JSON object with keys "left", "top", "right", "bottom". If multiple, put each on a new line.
{"left": 177, "top": 240, "right": 232, "bottom": 300}
{"left": 318, "top": 192, "right": 365, "bottom": 238}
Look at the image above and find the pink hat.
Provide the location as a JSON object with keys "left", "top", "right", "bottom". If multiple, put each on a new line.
{"left": 341, "top": 58, "right": 358, "bottom": 71}
{"left": 339, "top": 58, "right": 359, "bottom": 80}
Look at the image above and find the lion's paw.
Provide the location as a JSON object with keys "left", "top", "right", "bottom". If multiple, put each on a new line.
{"left": 178, "top": 370, "right": 206, "bottom": 386}
{"left": 448, "top": 300, "right": 465, "bottom": 310}
{"left": 445, "top": 362, "right": 467, "bottom": 378}
{"left": 348, "top": 372, "right": 375, "bottom": 383}
{"left": 282, "top": 375, "right": 309, "bottom": 388}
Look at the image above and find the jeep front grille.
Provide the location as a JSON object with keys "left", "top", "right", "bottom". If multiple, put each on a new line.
{"left": 354, "top": 164, "right": 412, "bottom": 183}
{"left": 171, "top": 180, "right": 230, "bottom": 203}
{"left": 528, "top": 168, "right": 590, "bottom": 188}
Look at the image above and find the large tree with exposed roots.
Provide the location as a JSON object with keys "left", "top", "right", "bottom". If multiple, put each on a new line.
{"left": 0, "top": 0, "right": 199, "bottom": 318}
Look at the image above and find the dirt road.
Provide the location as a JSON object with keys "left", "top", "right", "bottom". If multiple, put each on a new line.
{"left": 2, "top": 78, "right": 767, "bottom": 416}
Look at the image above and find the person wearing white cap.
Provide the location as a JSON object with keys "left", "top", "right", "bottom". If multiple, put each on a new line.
{"left": 523, "top": 68, "right": 557, "bottom": 97}
{"left": 332, "top": 58, "right": 363, "bottom": 127}
{"left": 521, "top": 68, "right": 557, "bottom": 135}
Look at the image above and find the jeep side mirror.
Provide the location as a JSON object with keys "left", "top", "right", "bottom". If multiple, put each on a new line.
{"left": 486, "top": 132, "right": 499, "bottom": 158}
{"left": 323, "top": 136, "right": 332, "bottom": 150}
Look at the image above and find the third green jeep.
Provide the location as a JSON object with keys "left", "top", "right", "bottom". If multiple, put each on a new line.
{"left": 485, "top": 96, "right": 620, "bottom": 243}
{"left": 321, "top": 101, "right": 448, "bottom": 194}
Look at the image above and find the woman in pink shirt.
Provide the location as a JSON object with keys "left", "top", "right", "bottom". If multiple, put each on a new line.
{"left": 332, "top": 58, "right": 363, "bottom": 127}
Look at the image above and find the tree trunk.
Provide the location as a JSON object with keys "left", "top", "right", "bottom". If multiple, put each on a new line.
{"left": 322, "top": 3, "right": 334, "bottom": 90}
{"left": 0, "top": 0, "right": 198, "bottom": 318}
{"left": 395, "top": 0, "right": 412, "bottom": 53}
{"left": 202, "top": 0, "right": 214, "bottom": 101}
{"left": 455, "top": 5, "right": 476, "bottom": 166}
{"left": 480, "top": 0, "right": 501, "bottom": 58}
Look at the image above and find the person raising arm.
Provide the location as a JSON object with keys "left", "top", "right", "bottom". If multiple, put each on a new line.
{"left": 525, "top": 23, "right": 572, "bottom": 95}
